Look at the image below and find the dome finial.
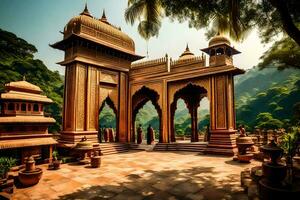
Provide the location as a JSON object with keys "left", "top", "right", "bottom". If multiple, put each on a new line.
{"left": 102, "top": 9, "right": 106, "bottom": 19}
{"left": 80, "top": 1, "right": 92, "bottom": 17}
{"left": 186, "top": 43, "right": 190, "bottom": 51}
{"left": 23, "top": 75, "right": 26, "bottom": 81}
{"left": 100, "top": 9, "right": 109, "bottom": 24}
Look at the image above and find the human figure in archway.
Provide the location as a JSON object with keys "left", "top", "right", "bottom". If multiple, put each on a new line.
{"left": 147, "top": 124, "right": 155, "bottom": 145}
{"left": 98, "top": 126, "right": 105, "bottom": 143}
{"left": 103, "top": 127, "right": 109, "bottom": 142}
{"left": 137, "top": 124, "right": 143, "bottom": 144}
{"left": 109, "top": 128, "right": 114, "bottom": 142}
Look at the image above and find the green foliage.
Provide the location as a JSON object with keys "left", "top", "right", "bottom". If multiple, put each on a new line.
{"left": 52, "top": 150, "right": 59, "bottom": 160}
{"left": 99, "top": 103, "right": 117, "bottom": 129}
{"left": 279, "top": 127, "right": 300, "bottom": 158}
{"left": 125, "top": 0, "right": 162, "bottom": 40}
{"left": 255, "top": 112, "right": 284, "bottom": 129}
{"left": 0, "top": 157, "right": 16, "bottom": 178}
{"left": 236, "top": 67, "right": 300, "bottom": 131}
{"left": 126, "top": 0, "right": 300, "bottom": 45}
{"left": 0, "top": 29, "right": 63, "bottom": 133}
{"left": 258, "top": 37, "right": 300, "bottom": 70}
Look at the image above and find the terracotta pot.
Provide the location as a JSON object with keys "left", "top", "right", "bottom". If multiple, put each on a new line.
{"left": 52, "top": 160, "right": 61, "bottom": 170}
{"left": 18, "top": 168, "right": 43, "bottom": 187}
{"left": 237, "top": 153, "right": 254, "bottom": 163}
{"left": 91, "top": 156, "right": 101, "bottom": 168}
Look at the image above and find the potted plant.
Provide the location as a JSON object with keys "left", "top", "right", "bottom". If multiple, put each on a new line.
{"left": 48, "top": 150, "right": 61, "bottom": 170}
{"left": 0, "top": 157, "right": 16, "bottom": 184}
{"left": 279, "top": 126, "right": 299, "bottom": 185}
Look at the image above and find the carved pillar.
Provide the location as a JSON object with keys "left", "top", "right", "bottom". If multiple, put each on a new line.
{"left": 118, "top": 72, "right": 128, "bottom": 143}
{"left": 205, "top": 74, "right": 237, "bottom": 156}
{"left": 161, "top": 80, "right": 168, "bottom": 143}
{"left": 60, "top": 63, "right": 98, "bottom": 144}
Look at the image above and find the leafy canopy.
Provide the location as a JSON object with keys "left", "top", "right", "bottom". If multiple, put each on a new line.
{"left": 126, "top": 0, "right": 300, "bottom": 45}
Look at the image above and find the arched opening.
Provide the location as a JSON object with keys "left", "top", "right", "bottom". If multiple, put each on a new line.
{"left": 170, "top": 83, "right": 208, "bottom": 142}
{"left": 197, "top": 97, "right": 210, "bottom": 142}
{"left": 21, "top": 103, "right": 26, "bottom": 111}
{"left": 173, "top": 98, "right": 191, "bottom": 142}
{"left": 132, "top": 86, "right": 162, "bottom": 144}
{"left": 33, "top": 104, "right": 39, "bottom": 112}
{"left": 216, "top": 47, "right": 224, "bottom": 55}
{"left": 8, "top": 103, "right": 14, "bottom": 111}
{"left": 98, "top": 97, "right": 118, "bottom": 143}
{"left": 135, "top": 101, "right": 160, "bottom": 144}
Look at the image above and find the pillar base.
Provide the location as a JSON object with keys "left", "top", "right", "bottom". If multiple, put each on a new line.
{"left": 204, "top": 130, "right": 237, "bottom": 156}
{"left": 59, "top": 131, "right": 98, "bottom": 145}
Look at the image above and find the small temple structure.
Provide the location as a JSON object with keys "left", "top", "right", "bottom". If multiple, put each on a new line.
{"left": 0, "top": 78, "right": 57, "bottom": 164}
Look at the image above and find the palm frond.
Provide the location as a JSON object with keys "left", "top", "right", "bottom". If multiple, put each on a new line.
{"left": 125, "top": 0, "right": 146, "bottom": 25}
{"left": 126, "top": 0, "right": 162, "bottom": 40}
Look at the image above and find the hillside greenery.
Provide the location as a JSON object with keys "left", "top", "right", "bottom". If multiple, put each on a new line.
{"left": 0, "top": 29, "right": 63, "bottom": 132}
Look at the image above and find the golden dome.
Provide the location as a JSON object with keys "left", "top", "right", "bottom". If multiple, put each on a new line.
{"left": 5, "top": 80, "right": 42, "bottom": 94}
{"left": 179, "top": 44, "right": 195, "bottom": 60}
{"left": 64, "top": 5, "right": 135, "bottom": 55}
{"left": 208, "top": 35, "right": 231, "bottom": 47}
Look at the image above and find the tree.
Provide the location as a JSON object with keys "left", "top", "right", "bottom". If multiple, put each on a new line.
{"left": 258, "top": 37, "right": 300, "bottom": 70}
{"left": 125, "top": 0, "right": 162, "bottom": 56}
{"left": 256, "top": 112, "right": 284, "bottom": 129}
{"left": 125, "top": 0, "right": 300, "bottom": 45}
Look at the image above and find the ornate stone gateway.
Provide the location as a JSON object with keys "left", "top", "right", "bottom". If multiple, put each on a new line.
{"left": 52, "top": 5, "right": 244, "bottom": 156}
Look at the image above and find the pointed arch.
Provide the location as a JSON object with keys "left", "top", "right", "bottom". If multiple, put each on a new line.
{"left": 99, "top": 96, "right": 118, "bottom": 142}
{"left": 131, "top": 86, "right": 162, "bottom": 143}
{"left": 170, "top": 83, "right": 208, "bottom": 142}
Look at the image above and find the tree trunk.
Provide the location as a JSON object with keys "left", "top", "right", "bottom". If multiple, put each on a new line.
{"left": 268, "top": 0, "right": 300, "bottom": 46}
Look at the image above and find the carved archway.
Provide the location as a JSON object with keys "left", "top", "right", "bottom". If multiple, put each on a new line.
{"left": 131, "top": 86, "right": 162, "bottom": 143}
{"left": 170, "top": 83, "right": 207, "bottom": 142}
{"left": 99, "top": 96, "right": 118, "bottom": 142}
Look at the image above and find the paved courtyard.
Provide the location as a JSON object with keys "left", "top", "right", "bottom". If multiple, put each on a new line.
{"left": 13, "top": 151, "right": 259, "bottom": 200}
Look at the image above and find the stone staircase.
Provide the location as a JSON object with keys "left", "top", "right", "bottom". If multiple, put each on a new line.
{"left": 99, "top": 143, "right": 130, "bottom": 155}
{"left": 153, "top": 142, "right": 208, "bottom": 153}
{"left": 129, "top": 143, "right": 155, "bottom": 151}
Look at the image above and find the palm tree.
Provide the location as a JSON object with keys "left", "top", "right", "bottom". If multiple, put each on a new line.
{"left": 125, "top": 0, "right": 250, "bottom": 42}
{"left": 125, "top": 0, "right": 162, "bottom": 56}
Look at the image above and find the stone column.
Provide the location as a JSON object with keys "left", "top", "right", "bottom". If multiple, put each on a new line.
{"left": 205, "top": 74, "right": 237, "bottom": 156}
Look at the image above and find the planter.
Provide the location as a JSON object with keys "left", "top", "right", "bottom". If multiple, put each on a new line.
{"left": 91, "top": 156, "right": 101, "bottom": 168}
{"left": 18, "top": 168, "right": 43, "bottom": 187}
{"left": 52, "top": 160, "right": 61, "bottom": 170}
{"left": 262, "top": 162, "right": 287, "bottom": 184}
{"left": 237, "top": 153, "right": 254, "bottom": 163}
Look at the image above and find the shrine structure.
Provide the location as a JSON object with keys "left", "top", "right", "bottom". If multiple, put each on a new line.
{"left": 0, "top": 79, "right": 57, "bottom": 163}
{"left": 52, "top": 5, "right": 244, "bottom": 155}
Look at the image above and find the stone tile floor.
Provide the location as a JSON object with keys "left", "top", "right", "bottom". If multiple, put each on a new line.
{"left": 13, "top": 151, "right": 260, "bottom": 200}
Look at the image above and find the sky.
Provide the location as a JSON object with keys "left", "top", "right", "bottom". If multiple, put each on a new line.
{"left": 0, "top": 0, "right": 272, "bottom": 75}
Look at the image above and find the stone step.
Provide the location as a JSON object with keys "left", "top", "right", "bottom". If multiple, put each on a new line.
{"left": 129, "top": 143, "right": 155, "bottom": 151}
{"left": 99, "top": 143, "right": 129, "bottom": 155}
{"left": 153, "top": 143, "right": 208, "bottom": 152}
